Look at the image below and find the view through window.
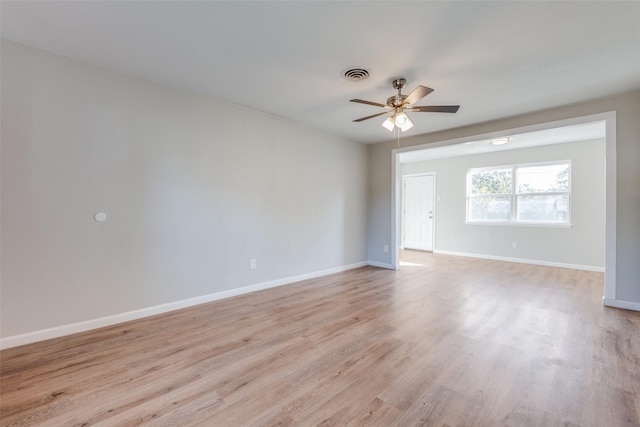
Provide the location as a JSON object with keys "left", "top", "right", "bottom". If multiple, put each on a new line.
{"left": 467, "top": 161, "right": 571, "bottom": 225}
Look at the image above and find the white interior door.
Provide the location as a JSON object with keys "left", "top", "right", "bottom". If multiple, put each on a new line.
{"left": 403, "top": 174, "right": 435, "bottom": 251}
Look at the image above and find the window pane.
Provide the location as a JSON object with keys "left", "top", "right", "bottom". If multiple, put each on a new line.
{"left": 517, "top": 163, "right": 569, "bottom": 193}
{"left": 517, "top": 194, "right": 569, "bottom": 223}
{"left": 469, "top": 196, "right": 511, "bottom": 221}
{"left": 470, "top": 168, "right": 512, "bottom": 195}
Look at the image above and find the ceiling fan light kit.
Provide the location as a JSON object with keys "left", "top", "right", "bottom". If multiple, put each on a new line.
{"left": 350, "top": 77, "right": 460, "bottom": 133}
{"left": 394, "top": 112, "right": 414, "bottom": 131}
{"left": 382, "top": 117, "right": 395, "bottom": 131}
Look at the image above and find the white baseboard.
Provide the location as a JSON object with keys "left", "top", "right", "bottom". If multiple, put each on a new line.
{"left": 433, "top": 250, "right": 605, "bottom": 272}
{"left": 603, "top": 297, "right": 640, "bottom": 312}
{"left": 367, "top": 260, "right": 396, "bottom": 269}
{"left": 0, "top": 261, "right": 369, "bottom": 350}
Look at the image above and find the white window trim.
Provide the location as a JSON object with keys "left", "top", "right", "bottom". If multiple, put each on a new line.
{"left": 466, "top": 160, "right": 572, "bottom": 227}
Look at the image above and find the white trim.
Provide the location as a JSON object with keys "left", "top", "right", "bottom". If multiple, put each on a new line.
{"left": 433, "top": 249, "right": 605, "bottom": 272}
{"left": 603, "top": 298, "right": 640, "bottom": 312}
{"left": 0, "top": 261, "right": 368, "bottom": 350}
{"left": 391, "top": 147, "right": 400, "bottom": 269}
{"left": 367, "top": 260, "right": 396, "bottom": 269}
{"left": 466, "top": 160, "right": 572, "bottom": 226}
{"left": 464, "top": 221, "right": 573, "bottom": 228}
{"left": 603, "top": 111, "right": 617, "bottom": 301}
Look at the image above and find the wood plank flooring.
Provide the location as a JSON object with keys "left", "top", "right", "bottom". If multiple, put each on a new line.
{"left": 1, "top": 252, "right": 639, "bottom": 426}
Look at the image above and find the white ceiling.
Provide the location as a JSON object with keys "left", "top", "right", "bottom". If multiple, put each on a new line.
{"left": 2, "top": 1, "right": 639, "bottom": 144}
{"left": 398, "top": 121, "right": 606, "bottom": 163}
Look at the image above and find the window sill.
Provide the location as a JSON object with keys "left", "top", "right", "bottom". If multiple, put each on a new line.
{"left": 465, "top": 221, "right": 573, "bottom": 228}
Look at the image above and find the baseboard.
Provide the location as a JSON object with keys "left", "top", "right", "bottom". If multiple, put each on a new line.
{"left": 367, "top": 260, "right": 396, "bottom": 269}
{"left": 0, "top": 261, "right": 369, "bottom": 350}
{"left": 603, "top": 297, "right": 640, "bottom": 312}
{"left": 433, "top": 250, "right": 605, "bottom": 272}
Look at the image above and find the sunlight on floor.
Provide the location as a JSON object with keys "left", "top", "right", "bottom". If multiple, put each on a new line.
{"left": 399, "top": 249, "right": 432, "bottom": 267}
{"left": 398, "top": 261, "right": 426, "bottom": 267}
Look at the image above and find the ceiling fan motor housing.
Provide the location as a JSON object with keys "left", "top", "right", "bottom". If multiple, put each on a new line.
{"left": 387, "top": 95, "right": 408, "bottom": 108}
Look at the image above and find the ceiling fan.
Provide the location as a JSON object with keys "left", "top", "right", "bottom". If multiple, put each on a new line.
{"left": 350, "top": 78, "right": 460, "bottom": 132}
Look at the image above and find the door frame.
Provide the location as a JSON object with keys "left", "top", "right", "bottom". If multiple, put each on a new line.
{"left": 401, "top": 172, "right": 436, "bottom": 252}
{"left": 390, "top": 112, "right": 617, "bottom": 307}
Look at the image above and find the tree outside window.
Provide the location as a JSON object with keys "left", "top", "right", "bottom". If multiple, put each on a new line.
{"left": 467, "top": 161, "right": 570, "bottom": 225}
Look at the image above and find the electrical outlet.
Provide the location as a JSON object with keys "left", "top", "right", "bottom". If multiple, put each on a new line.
{"left": 383, "top": 245, "right": 389, "bottom": 253}
{"left": 512, "top": 241, "right": 518, "bottom": 249}
{"left": 250, "top": 259, "right": 256, "bottom": 269}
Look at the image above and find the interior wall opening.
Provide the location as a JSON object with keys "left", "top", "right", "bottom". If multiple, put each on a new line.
{"left": 390, "top": 112, "right": 616, "bottom": 303}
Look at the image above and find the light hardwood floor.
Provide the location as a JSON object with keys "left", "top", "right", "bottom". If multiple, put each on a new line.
{"left": 1, "top": 252, "right": 639, "bottom": 426}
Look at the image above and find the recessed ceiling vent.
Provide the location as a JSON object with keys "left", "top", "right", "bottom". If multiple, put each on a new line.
{"left": 343, "top": 68, "right": 370, "bottom": 81}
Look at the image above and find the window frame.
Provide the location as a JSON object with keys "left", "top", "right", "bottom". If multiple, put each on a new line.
{"left": 466, "top": 160, "right": 571, "bottom": 227}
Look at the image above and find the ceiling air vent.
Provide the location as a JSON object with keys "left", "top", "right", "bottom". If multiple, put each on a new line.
{"left": 343, "top": 68, "right": 370, "bottom": 81}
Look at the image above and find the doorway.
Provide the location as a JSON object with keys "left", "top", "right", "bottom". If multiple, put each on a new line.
{"left": 402, "top": 173, "right": 435, "bottom": 252}
{"left": 390, "top": 111, "right": 617, "bottom": 308}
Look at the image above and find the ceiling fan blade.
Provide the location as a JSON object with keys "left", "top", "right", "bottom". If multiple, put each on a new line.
{"left": 353, "top": 111, "right": 390, "bottom": 122}
{"left": 411, "top": 105, "right": 460, "bottom": 113}
{"left": 349, "top": 99, "right": 391, "bottom": 109}
{"left": 403, "top": 85, "right": 434, "bottom": 106}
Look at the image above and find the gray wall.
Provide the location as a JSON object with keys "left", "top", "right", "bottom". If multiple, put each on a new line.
{"left": 1, "top": 40, "right": 369, "bottom": 337}
{"left": 400, "top": 139, "right": 605, "bottom": 268}
{"left": 369, "top": 89, "right": 640, "bottom": 303}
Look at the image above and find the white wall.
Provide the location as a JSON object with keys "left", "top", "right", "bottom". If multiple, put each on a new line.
{"left": 400, "top": 140, "right": 605, "bottom": 269}
{"left": 369, "top": 89, "right": 640, "bottom": 307}
{"left": 0, "top": 40, "right": 369, "bottom": 339}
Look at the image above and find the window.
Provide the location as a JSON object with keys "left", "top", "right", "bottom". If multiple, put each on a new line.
{"left": 467, "top": 161, "right": 570, "bottom": 225}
